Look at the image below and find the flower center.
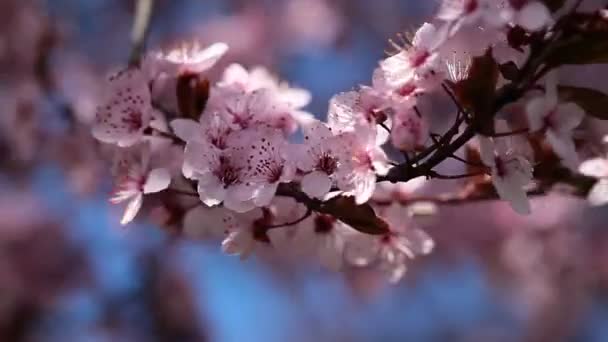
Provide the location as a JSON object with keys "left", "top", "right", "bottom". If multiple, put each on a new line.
{"left": 122, "top": 111, "right": 143, "bottom": 133}
{"left": 410, "top": 50, "right": 430, "bottom": 68}
{"left": 216, "top": 156, "right": 240, "bottom": 187}
{"left": 317, "top": 153, "right": 338, "bottom": 175}
{"left": 397, "top": 82, "right": 418, "bottom": 97}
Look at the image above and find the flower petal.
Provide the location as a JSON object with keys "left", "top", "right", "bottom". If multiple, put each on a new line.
{"left": 143, "top": 168, "right": 171, "bottom": 194}
{"left": 120, "top": 193, "right": 143, "bottom": 225}
{"left": 301, "top": 171, "right": 333, "bottom": 198}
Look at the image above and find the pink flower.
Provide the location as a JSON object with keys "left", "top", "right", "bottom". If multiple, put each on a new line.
{"left": 296, "top": 120, "right": 349, "bottom": 198}
{"left": 336, "top": 126, "right": 390, "bottom": 204}
{"left": 184, "top": 126, "right": 294, "bottom": 212}
{"left": 344, "top": 204, "right": 434, "bottom": 282}
{"left": 327, "top": 89, "right": 391, "bottom": 145}
{"left": 390, "top": 106, "right": 429, "bottom": 152}
{"left": 147, "top": 42, "right": 228, "bottom": 76}
{"left": 579, "top": 156, "right": 608, "bottom": 206}
{"left": 220, "top": 63, "right": 312, "bottom": 109}
{"left": 183, "top": 206, "right": 236, "bottom": 239}
{"left": 507, "top": 1, "right": 552, "bottom": 31}
{"left": 438, "top": 0, "right": 509, "bottom": 31}
{"left": 110, "top": 143, "right": 171, "bottom": 225}
{"left": 170, "top": 112, "right": 233, "bottom": 178}
{"left": 479, "top": 134, "right": 533, "bottom": 215}
{"left": 221, "top": 205, "right": 294, "bottom": 259}
{"left": 92, "top": 69, "right": 153, "bottom": 147}
{"left": 376, "top": 23, "right": 445, "bottom": 98}
{"left": 292, "top": 213, "right": 352, "bottom": 270}
{"left": 209, "top": 88, "right": 304, "bottom": 136}
{"left": 527, "top": 74, "right": 584, "bottom": 170}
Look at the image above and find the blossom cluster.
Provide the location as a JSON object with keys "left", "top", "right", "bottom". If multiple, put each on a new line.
{"left": 91, "top": 0, "right": 605, "bottom": 282}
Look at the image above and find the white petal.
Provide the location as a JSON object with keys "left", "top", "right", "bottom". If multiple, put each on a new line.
{"left": 413, "top": 22, "right": 437, "bottom": 49}
{"left": 493, "top": 174, "right": 531, "bottom": 215}
{"left": 518, "top": 2, "right": 552, "bottom": 31}
{"left": 579, "top": 158, "right": 608, "bottom": 178}
{"left": 194, "top": 42, "right": 229, "bottom": 71}
{"left": 478, "top": 136, "right": 496, "bottom": 167}
{"left": 197, "top": 176, "right": 226, "bottom": 207}
{"left": 253, "top": 183, "right": 278, "bottom": 207}
{"left": 184, "top": 141, "right": 219, "bottom": 173}
{"left": 223, "top": 190, "right": 256, "bottom": 213}
{"left": 120, "top": 193, "right": 143, "bottom": 225}
{"left": 183, "top": 206, "right": 232, "bottom": 239}
{"left": 554, "top": 102, "right": 585, "bottom": 132}
{"left": 588, "top": 179, "right": 608, "bottom": 206}
{"left": 170, "top": 119, "right": 201, "bottom": 142}
{"left": 222, "top": 63, "right": 249, "bottom": 86}
{"left": 143, "top": 168, "right": 171, "bottom": 194}
{"left": 526, "top": 97, "right": 549, "bottom": 132}
{"left": 546, "top": 130, "right": 579, "bottom": 170}
{"left": 404, "top": 229, "right": 435, "bottom": 255}
{"left": 352, "top": 172, "right": 376, "bottom": 205}
{"left": 343, "top": 234, "right": 378, "bottom": 266}
{"left": 301, "top": 171, "right": 332, "bottom": 198}
{"left": 222, "top": 231, "right": 255, "bottom": 259}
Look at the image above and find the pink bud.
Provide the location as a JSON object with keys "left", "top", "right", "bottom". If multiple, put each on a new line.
{"left": 390, "top": 108, "right": 429, "bottom": 151}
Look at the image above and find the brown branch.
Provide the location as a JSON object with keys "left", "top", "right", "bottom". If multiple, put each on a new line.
{"left": 266, "top": 208, "right": 313, "bottom": 229}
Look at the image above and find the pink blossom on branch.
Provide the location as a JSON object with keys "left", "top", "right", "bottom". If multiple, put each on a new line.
{"left": 86, "top": 0, "right": 608, "bottom": 282}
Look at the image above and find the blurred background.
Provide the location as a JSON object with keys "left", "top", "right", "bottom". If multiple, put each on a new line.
{"left": 1, "top": 0, "right": 608, "bottom": 341}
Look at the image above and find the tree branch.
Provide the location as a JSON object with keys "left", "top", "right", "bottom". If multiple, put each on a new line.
{"left": 128, "top": 0, "right": 155, "bottom": 67}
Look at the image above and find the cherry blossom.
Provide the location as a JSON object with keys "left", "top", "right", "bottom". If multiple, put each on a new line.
{"left": 510, "top": 1, "right": 552, "bottom": 31}
{"left": 578, "top": 156, "right": 608, "bottom": 206}
{"left": 376, "top": 23, "right": 445, "bottom": 98}
{"left": 438, "top": 0, "right": 510, "bottom": 32}
{"left": 336, "top": 126, "right": 390, "bottom": 204}
{"left": 344, "top": 204, "right": 434, "bottom": 282}
{"left": 296, "top": 120, "right": 348, "bottom": 198}
{"left": 184, "top": 126, "right": 294, "bottom": 212}
{"left": 209, "top": 87, "right": 304, "bottom": 135}
{"left": 527, "top": 75, "right": 585, "bottom": 170}
{"left": 390, "top": 106, "right": 429, "bottom": 152}
{"left": 84, "top": 0, "right": 608, "bottom": 284}
{"left": 327, "top": 89, "right": 391, "bottom": 145}
{"left": 183, "top": 206, "right": 235, "bottom": 239}
{"left": 479, "top": 134, "right": 533, "bottom": 215}
{"left": 221, "top": 202, "right": 297, "bottom": 259}
{"left": 110, "top": 143, "right": 171, "bottom": 225}
{"left": 292, "top": 213, "right": 352, "bottom": 270}
{"left": 92, "top": 69, "right": 153, "bottom": 147}
{"left": 147, "top": 42, "right": 228, "bottom": 76}
{"left": 220, "top": 63, "right": 312, "bottom": 109}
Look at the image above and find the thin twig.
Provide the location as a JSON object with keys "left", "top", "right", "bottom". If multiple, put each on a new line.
{"left": 429, "top": 171, "right": 487, "bottom": 180}
{"left": 128, "top": 0, "right": 155, "bottom": 67}
{"left": 266, "top": 208, "right": 313, "bottom": 229}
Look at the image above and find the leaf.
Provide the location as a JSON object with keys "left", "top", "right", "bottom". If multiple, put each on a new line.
{"left": 558, "top": 86, "right": 608, "bottom": 120}
{"left": 453, "top": 48, "right": 499, "bottom": 117}
{"left": 321, "top": 196, "right": 389, "bottom": 235}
